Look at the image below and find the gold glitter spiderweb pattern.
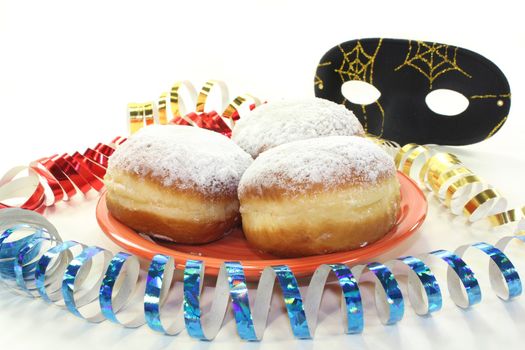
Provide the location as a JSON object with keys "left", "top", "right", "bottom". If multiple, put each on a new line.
{"left": 335, "top": 39, "right": 385, "bottom": 136}
{"left": 395, "top": 41, "right": 471, "bottom": 89}
{"left": 314, "top": 61, "right": 331, "bottom": 90}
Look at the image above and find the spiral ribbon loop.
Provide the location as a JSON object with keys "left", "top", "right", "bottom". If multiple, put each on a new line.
{"left": 1, "top": 208, "right": 525, "bottom": 340}
{"left": 1, "top": 80, "right": 525, "bottom": 341}
{"left": 366, "top": 137, "right": 525, "bottom": 228}
{"left": 0, "top": 81, "right": 260, "bottom": 214}
{"left": 0, "top": 138, "right": 126, "bottom": 213}
{"left": 127, "top": 79, "right": 261, "bottom": 137}
{"left": 2, "top": 81, "right": 521, "bottom": 230}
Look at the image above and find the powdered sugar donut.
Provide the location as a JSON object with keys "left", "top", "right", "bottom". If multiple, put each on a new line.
{"left": 104, "top": 125, "right": 253, "bottom": 244}
{"left": 231, "top": 97, "right": 364, "bottom": 158}
{"left": 238, "top": 136, "right": 400, "bottom": 257}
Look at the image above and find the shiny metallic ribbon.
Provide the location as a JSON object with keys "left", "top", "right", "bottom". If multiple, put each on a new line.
{"left": 1, "top": 80, "right": 524, "bottom": 341}
{"left": 127, "top": 79, "right": 261, "bottom": 136}
{"left": 1, "top": 80, "right": 521, "bottom": 228}
{"left": 1, "top": 208, "right": 525, "bottom": 340}
{"left": 367, "top": 137, "right": 525, "bottom": 229}
{"left": 0, "top": 138, "right": 125, "bottom": 212}
{"left": 130, "top": 89, "right": 525, "bottom": 229}
{"left": 0, "top": 80, "right": 259, "bottom": 212}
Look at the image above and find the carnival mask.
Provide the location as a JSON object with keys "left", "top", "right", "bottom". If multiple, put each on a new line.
{"left": 314, "top": 38, "right": 511, "bottom": 145}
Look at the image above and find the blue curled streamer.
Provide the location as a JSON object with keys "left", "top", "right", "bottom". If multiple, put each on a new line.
{"left": 396, "top": 256, "right": 442, "bottom": 314}
{"left": 0, "top": 226, "right": 44, "bottom": 281}
{"left": 99, "top": 251, "right": 143, "bottom": 326}
{"left": 62, "top": 246, "right": 112, "bottom": 322}
{"left": 36, "top": 240, "right": 83, "bottom": 302}
{"left": 301, "top": 263, "right": 364, "bottom": 335}
{"left": 430, "top": 249, "right": 481, "bottom": 308}
{"left": 225, "top": 261, "right": 258, "bottom": 340}
{"left": 495, "top": 236, "right": 525, "bottom": 299}
{"left": 144, "top": 254, "right": 171, "bottom": 333}
{"left": 455, "top": 242, "right": 521, "bottom": 300}
{"left": 326, "top": 263, "right": 363, "bottom": 334}
{"left": 14, "top": 236, "right": 50, "bottom": 294}
{"left": 1, "top": 208, "right": 525, "bottom": 341}
{"left": 367, "top": 262, "right": 405, "bottom": 324}
{"left": 182, "top": 259, "right": 207, "bottom": 339}
{"left": 273, "top": 265, "right": 310, "bottom": 338}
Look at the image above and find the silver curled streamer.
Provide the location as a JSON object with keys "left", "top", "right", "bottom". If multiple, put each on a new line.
{"left": 1, "top": 208, "right": 524, "bottom": 341}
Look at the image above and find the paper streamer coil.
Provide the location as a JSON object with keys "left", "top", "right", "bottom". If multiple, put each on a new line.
{"left": 126, "top": 82, "right": 525, "bottom": 229}
{"left": 2, "top": 80, "right": 522, "bottom": 231}
{"left": 0, "top": 80, "right": 258, "bottom": 213}
{"left": 0, "top": 138, "right": 126, "bottom": 213}
{"left": 1, "top": 208, "right": 525, "bottom": 340}
{"left": 1, "top": 79, "right": 525, "bottom": 341}
{"left": 367, "top": 138, "right": 525, "bottom": 229}
{"left": 127, "top": 79, "right": 261, "bottom": 137}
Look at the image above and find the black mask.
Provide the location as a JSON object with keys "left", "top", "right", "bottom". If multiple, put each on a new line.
{"left": 314, "top": 38, "right": 511, "bottom": 145}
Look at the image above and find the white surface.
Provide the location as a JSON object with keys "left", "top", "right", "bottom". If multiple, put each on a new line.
{"left": 1, "top": 0, "right": 525, "bottom": 349}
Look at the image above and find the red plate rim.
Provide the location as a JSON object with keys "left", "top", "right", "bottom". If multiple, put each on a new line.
{"left": 96, "top": 171, "right": 427, "bottom": 278}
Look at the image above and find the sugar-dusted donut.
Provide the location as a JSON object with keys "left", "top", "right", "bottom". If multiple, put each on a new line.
{"left": 238, "top": 136, "right": 400, "bottom": 257}
{"left": 104, "top": 125, "right": 253, "bottom": 244}
{"left": 231, "top": 97, "right": 364, "bottom": 158}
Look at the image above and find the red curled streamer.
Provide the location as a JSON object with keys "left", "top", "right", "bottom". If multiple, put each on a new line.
{"left": 0, "top": 136, "right": 126, "bottom": 213}
{"left": 0, "top": 140, "right": 122, "bottom": 213}
{"left": 0, "top": 105, "right": 248, "bottom": 214}
{"left": 1, "top": 78, "right": 258, "bottom": 214}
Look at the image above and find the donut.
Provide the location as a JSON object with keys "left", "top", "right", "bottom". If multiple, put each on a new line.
{"left": 104, "top": 125, "right": 253, "bottom": 244}
{"left": 231, "top": 97, "right": 364, "bottom": 158}
{"left": 238, "top": 136, "right": 400, "bottom": 257}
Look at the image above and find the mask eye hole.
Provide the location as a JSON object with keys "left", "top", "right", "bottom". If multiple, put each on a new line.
{"left": 425, "top": 89, "right": 469, "bottom": 116}
{"left": 341, "top": 80, "right": 381, "bottom": 105}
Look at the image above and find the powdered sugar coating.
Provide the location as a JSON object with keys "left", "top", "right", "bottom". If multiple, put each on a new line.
{"left": 238, "top": 136, "right": 396, "bottom": 196}
{"left": 231, "top": 97, "right": 364, "bottom": 157}
{"left": 106, "top": 125, "right": 253, "bottom": 196}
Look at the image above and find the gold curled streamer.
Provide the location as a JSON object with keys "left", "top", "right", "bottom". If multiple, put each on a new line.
{"left": 403, "top": 145, "right": 430, "bottom": 181}
{"left": 367, "top": 135, "right": 525, "bottom": 228}
{"left": 125, "top": 84, "right": 523, "bottom": 229}
{"left": 463, "top": 188, "right": 501, "bottom": 220}
{"left": 436, "top": 167, "right": 473, "bottom": 193}
{"left": 143, "top": 101, "right": 156, "bottom": 126}
{"left": 196, "top": 80, "right": 230, "bottom": 114}
{"left": 128, "top": 80, "right": 261, "bottom": 134}
{"left": 426, "top": 153, "right": 463, "bottom": 193}
{"left": 127, "top": 103, "right": 146, "bottom": 134}
{"left": 170, "top": 80, "right": 198, "bottom": 125}
{"left": 157, "top": 92, "right": 168, "bottom": 125}
{"left": 222, "top": 94, "right": 261, "bottom": 127}
{"left": 126, "top": 101, "right": 156, "bottom": 134}
{"left": 444, "top": 174, "right": 482, "bottom": 208}
{"left": 196, "top": 80, "right": 261, "bottom": 127}
{"left": 394, "top": 143, "right": 418, "bottom": 171}
{"left": 488, "top": 207, "right": 525, "bottom": 227}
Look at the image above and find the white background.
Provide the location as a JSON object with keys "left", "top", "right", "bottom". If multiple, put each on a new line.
{"left": 1, "top": 1, "right": 525, "bottom": 349}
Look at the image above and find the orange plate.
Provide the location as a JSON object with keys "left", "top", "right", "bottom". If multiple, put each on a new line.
{"left": 96, "top": 172, "right": 427, "bottom": 278}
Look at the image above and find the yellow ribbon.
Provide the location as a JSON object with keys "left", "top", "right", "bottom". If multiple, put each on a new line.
{"left": 127, "top": 80, "right": 261, "bottom": 133}
{"left": 374, "top": 139, "right": 525, "bottom": 228}
{"left": 127, "top": 83, "right": 523, "bottom": 229}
